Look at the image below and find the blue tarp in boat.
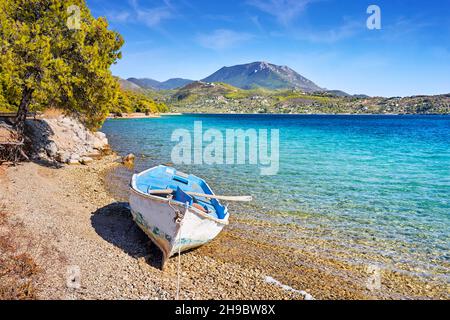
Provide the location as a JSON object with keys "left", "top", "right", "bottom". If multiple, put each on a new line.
{"left": 134, "top": 165, "right": 227, "bottom": 220}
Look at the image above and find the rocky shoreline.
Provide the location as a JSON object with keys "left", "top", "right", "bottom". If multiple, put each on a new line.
{"left": 1, "top": 115, "right": 110, "bottom": 165}
{"left": 0, "top": 155, "right": 314, "bottom": 299}
{"left": 0, "top": 116, "right": 448, "bottom": 300}
{"left": 0, "top": 116, "right": 310, "bottom": 299}
{"left": 2, "top": 156, "right": 447, "bottom": 300}
{"left": 25, "top": 116, "right": 111, "bottom": 165}
{"left": 107, "top": 112, "right": 161, "bottom": 119}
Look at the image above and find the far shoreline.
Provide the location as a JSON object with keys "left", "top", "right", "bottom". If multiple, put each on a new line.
{"left": 106, "top": 112, "right": 184, "bottom": 120}
{"left": 104, "top": 112, "right": 450, "bottom": 120}
{"left": 171, "top": 112, "right": 449, "bottom": 116}
{"left": 106, "top": 112, "right": 160, "bottom": 119}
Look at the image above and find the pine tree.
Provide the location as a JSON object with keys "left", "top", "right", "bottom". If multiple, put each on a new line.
{"left": 0, "top": 0, "right": 124, "bottom": 133}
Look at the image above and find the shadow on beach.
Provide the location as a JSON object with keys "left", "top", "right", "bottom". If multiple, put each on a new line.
{"left": 90, "top": 202, "right": 164, "bottom": 269}
{"left": 24, "top": 119, "right": 64, "bottom": 169}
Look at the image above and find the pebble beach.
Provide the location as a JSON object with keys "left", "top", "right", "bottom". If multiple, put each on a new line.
{"left": 0, "top": 156, "right": 306, "bottom": 299}
{"left": 1, "top": 155, "right": 447, "bottom": 300}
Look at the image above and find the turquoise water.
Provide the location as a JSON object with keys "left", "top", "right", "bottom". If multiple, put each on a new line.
{"left": 101, "top": 114, "right": 450, "bottom": 279}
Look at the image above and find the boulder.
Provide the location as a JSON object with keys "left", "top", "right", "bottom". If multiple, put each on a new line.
{"left": 76, "top": 129, "right": 87, "bottom": 141}
{"left": 122, "top": 153, "right": 135, "bottom": 166}
{"left": 92, "top": 132, "right": 109, "bottom": 150}
{"left": 24, "top": 116, "right": 111, "bottom": 163}
{"left": 80, "top": 156, "right": 94, "bottom": 165}
{"left": 67, "top": 154, "right": 81, "bottom": 165}
{"left": 67, "top": 158, "right": 80, "bottom": 165}
{"left": 45, "top": 141, "right": 58, "bottom": 158}
{"left": 60, "top": 117, "right": 73, "bottom": 126}
{"left": 93, "top": 140, "right": 107, "bottom": 150}
{"left": 37, "top": 150, "right": 48, "bottom": 160}
{"left": 94, "top": 132, "right": 107, "bottom": 140}
{"left": 56, "top": 151, "right": 70, "bottom": 163}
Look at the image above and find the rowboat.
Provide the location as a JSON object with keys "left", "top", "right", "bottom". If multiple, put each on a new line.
{"left": 130, "top": 165, "right": 242, "bottom": 268}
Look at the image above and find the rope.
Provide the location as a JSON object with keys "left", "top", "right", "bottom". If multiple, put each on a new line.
{"left": 174, "top": 201, "right": 188, "bottom": 300}
{"left": 176, "top": 224, "right": 182, "bottom": 300}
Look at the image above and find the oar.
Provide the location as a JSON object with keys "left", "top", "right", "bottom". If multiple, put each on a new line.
{"left": 147, "top": 189, "right": 252, "bottom": 202}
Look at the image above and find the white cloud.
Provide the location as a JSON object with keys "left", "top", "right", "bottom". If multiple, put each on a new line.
{"left": 247, "top": 0, "right": 313, "bottom": 26}
{"left": 136, "top": 6, "right": 174, "bottom": 27}
{"left": 107, "top": 11, "right": 132, "bottom": 23}
{"left": 109, "top": 0, "right": 175, "bottom": 28}
{"left": 296, "top": 20, "right": 363, "bottom": 43}
{"left": 197, "top": 29, "right": 254, "bottom": 50}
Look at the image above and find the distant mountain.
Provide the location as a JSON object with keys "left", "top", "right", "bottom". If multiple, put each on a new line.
{"left": 158, "top": 78, "right": 195, "bottom": 90}
{"left": 201, "top": 61, "right": 323, "bottom": 92}
{"left": 324, "top": 90, "right": 371, "bottom": 98}
{"left": 325, "top": 90, "right": 351, "bottom": 97}
{"left": 123, "top": 61, "right": 370, "bottom": 95}
{"left": 170, "top": 82, "right": 449, "bottom": 115}
{"left": 127, "top": 78, "right": 160, "bottom": 90}
{"left": 127, "top": 77, "right": 194, "bottom": 90}
{"left": 117, "top": 78, "right": 142, "bottom": 91}
{"left": 353, "top": 94, "right": 371, "bottom": 99}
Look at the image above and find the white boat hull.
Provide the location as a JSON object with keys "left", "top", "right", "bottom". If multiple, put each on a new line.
{"left": 129, "top": 187, "right": 228, "bottom": 267}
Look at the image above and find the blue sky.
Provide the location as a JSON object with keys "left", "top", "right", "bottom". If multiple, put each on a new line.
{"left": 87, "top": 0, "right": 450, "bottom": 97}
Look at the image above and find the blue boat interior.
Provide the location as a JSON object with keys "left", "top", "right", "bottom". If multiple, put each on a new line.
{"left": 134, "top": 165, "right": 227, "bottom": 220}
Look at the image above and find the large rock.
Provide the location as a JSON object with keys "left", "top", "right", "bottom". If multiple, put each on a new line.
{"left": 26, "top": 116, "right": 110, "bottom": 164}
{"left": 80, "top": 156, "right": 94, "bottom": 165}
{"left": 122, "top": 153, "right": 135, "bottom": 167}
{"left": 93, "top": 139, "right": 108, "bottom": 150}
{"left": 56, "top": 151, "right": 70, "bottom": 163}
{"left": 67, "top": 154, "right": 81, "bottom": 165}
{"left": 45, "top": 141, "right": 58, "bottom": 158}
{"left": 92, "top": 132, "right": 109, "bottom": 150}
{"left": 94, "top": 132, "right": 107, "bottom": 140}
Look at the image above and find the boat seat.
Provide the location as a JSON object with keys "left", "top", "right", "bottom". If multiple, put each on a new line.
{"left": 134, "top": 165, "right": 227, "bottom": 220}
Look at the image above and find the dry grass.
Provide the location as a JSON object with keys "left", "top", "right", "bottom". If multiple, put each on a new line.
{"left": 0, "top": 204, "right": 39, "bottom": 300}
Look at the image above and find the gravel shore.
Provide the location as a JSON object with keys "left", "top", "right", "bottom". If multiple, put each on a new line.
{"left": 0, "top": 157, "right": 447, "bottom": 300}
{"left": 0, "top": 157, "right": 308, "bottom": 300}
